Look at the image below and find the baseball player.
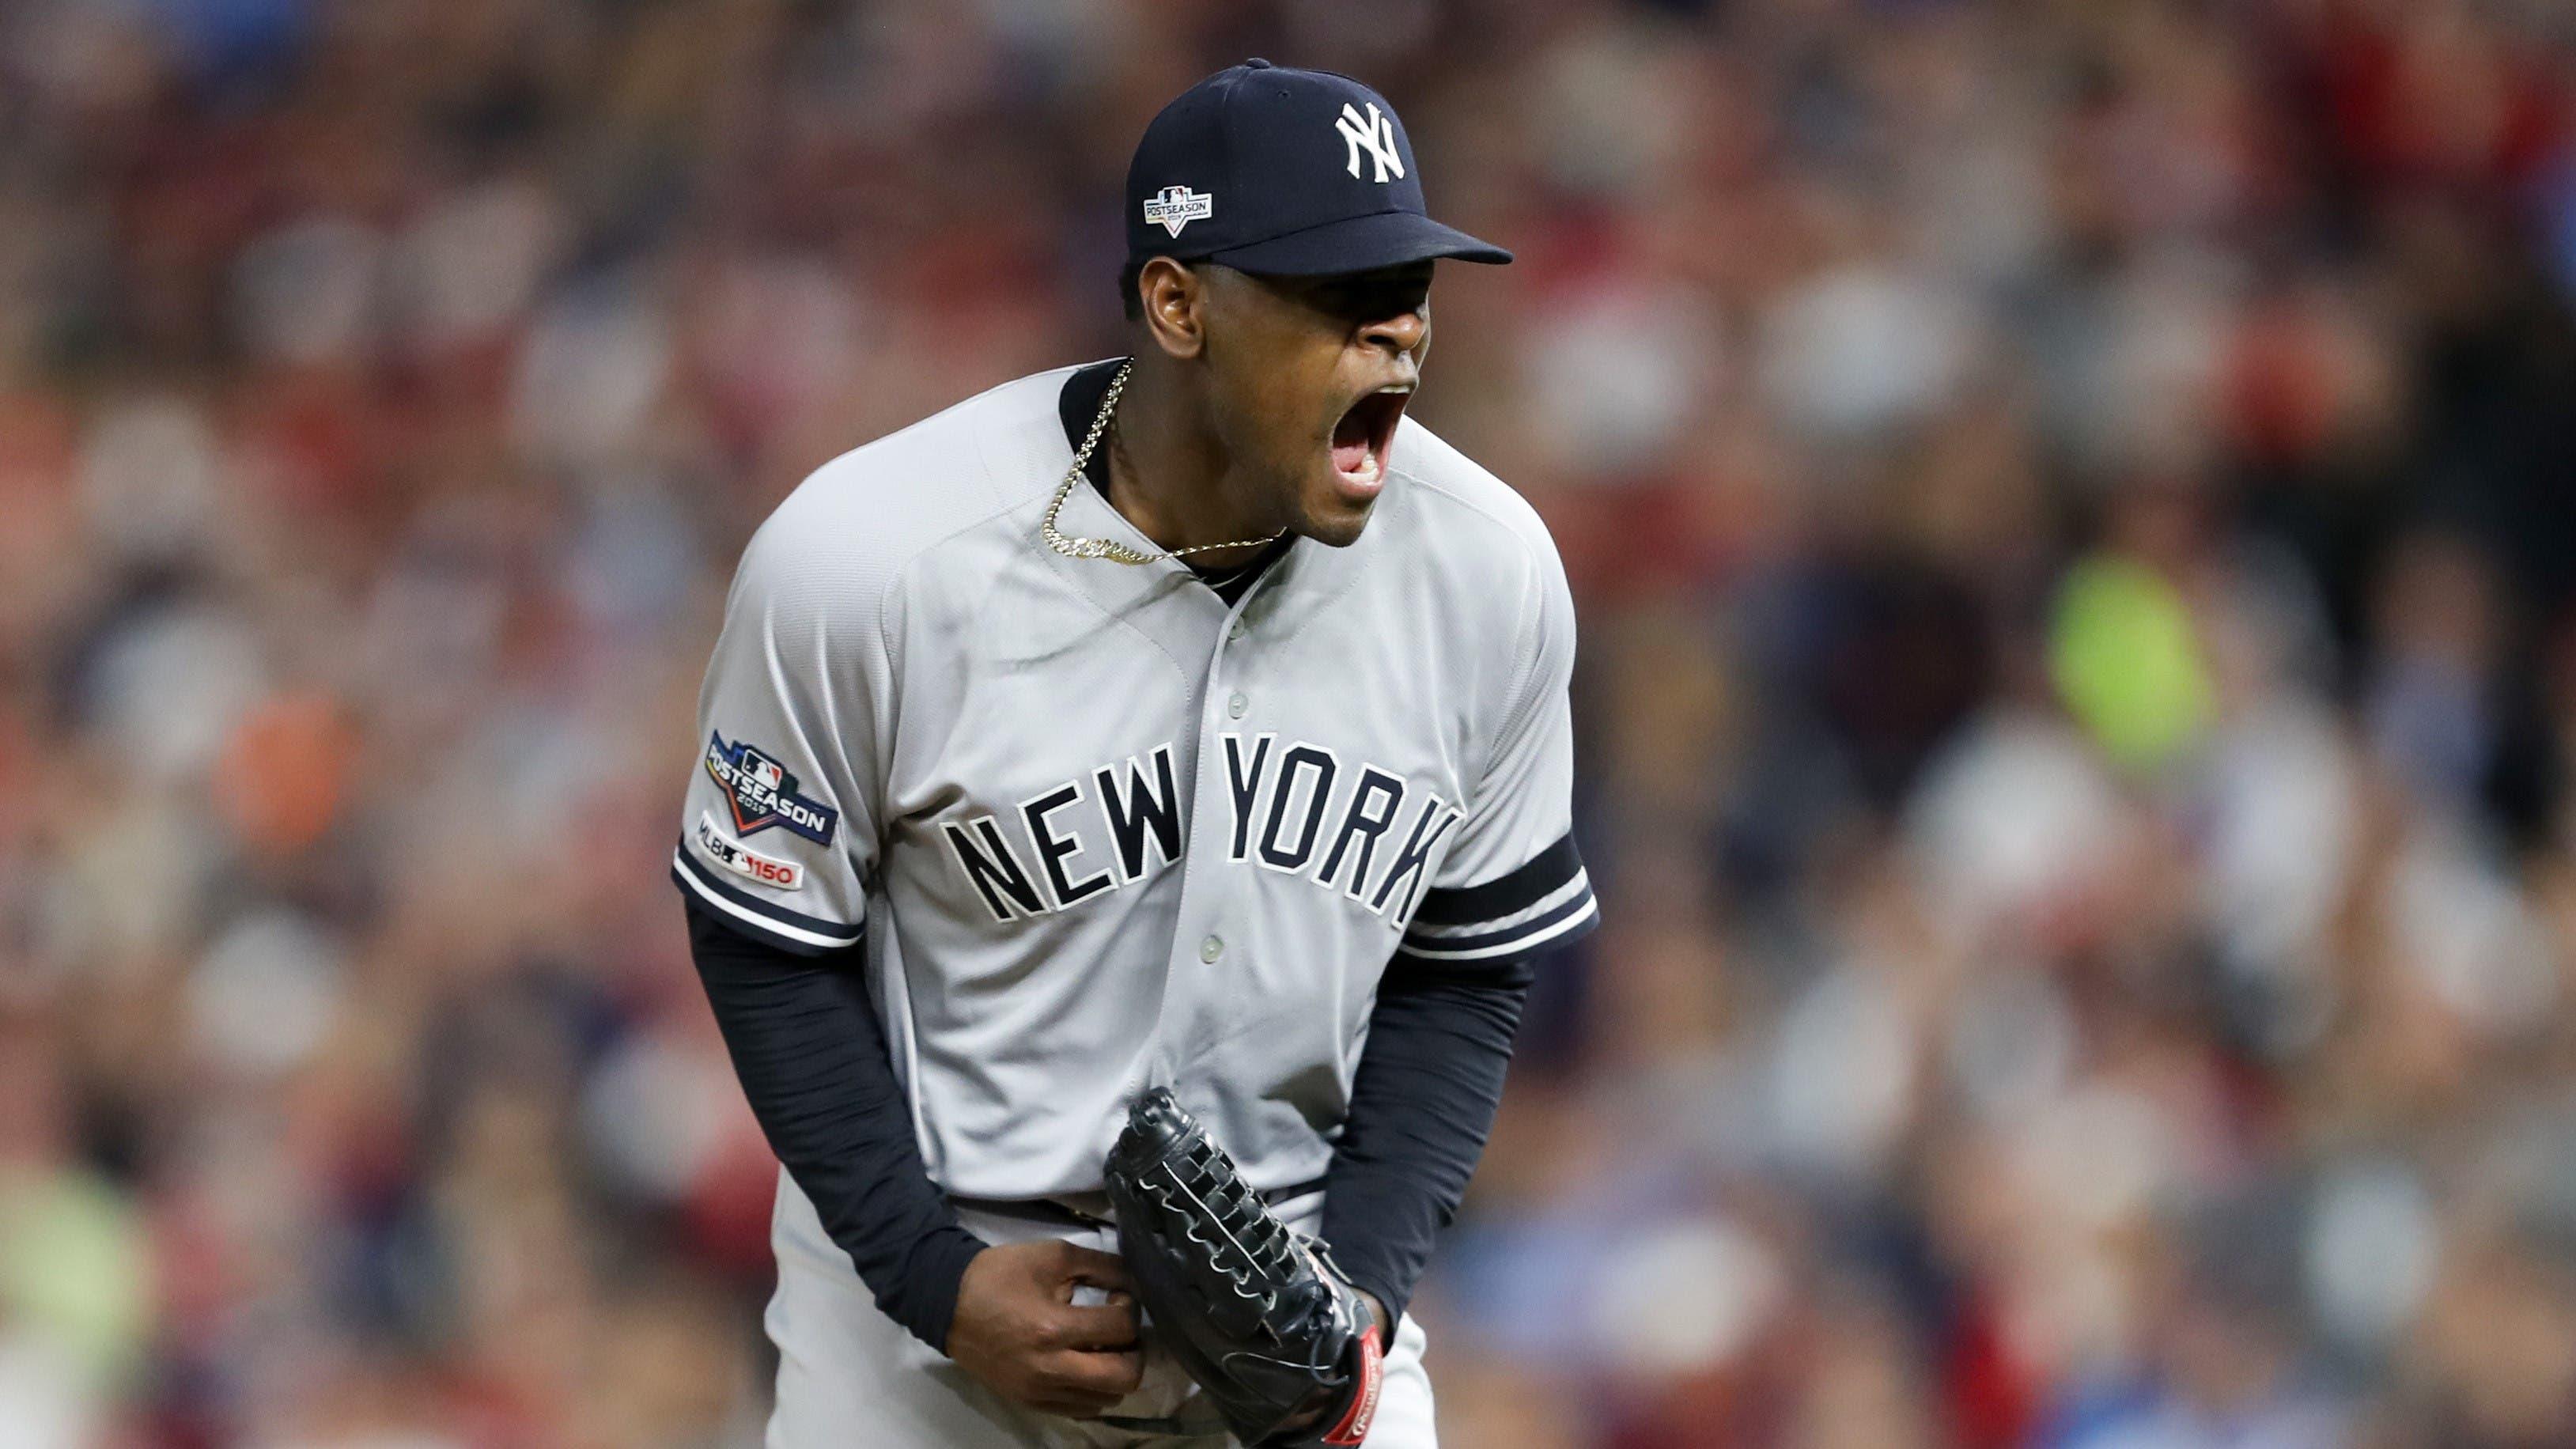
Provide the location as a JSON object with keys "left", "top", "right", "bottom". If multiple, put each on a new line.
{"left": 673, "top": 59, "right": 1595, "bottom": 1447}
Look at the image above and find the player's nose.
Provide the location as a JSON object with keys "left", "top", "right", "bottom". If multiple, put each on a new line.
{"left": 1357, "top": 305, "right": 1426, "bottom": 358}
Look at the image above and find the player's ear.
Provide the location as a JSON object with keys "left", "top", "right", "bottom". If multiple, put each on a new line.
{"left": 1137, "top": 257, "right": 1205, "bottom": 360}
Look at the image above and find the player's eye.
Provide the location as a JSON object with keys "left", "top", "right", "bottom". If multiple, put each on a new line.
{"left": 1326, "top": 279, "right": 1430, "bottom": 325}
{"left": 1265, "top": 267, "right": 1432, "bottom": 325}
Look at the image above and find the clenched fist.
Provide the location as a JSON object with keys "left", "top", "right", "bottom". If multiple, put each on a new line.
{"left": 945, "top": 1239, "right": 1145, "bottom": 1417}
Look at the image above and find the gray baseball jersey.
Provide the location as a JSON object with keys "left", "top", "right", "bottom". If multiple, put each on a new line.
{"left": 671, "top": 361, "right": 1592, "bottom": 1201}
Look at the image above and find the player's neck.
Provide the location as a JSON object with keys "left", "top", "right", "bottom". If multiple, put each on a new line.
{"left": 1103, "top": 359, "right": 1279, "bottom": 571}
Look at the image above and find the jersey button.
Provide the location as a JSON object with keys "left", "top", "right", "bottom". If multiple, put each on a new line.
{"left": 1200, "top": 935, "right": 1224, "bottom": 963}
{"left": 1227, "top": 691, "right": 1247, "bottom": 718}
{"left": 1227, "top": 619, "right": 1247, "bottom": 641}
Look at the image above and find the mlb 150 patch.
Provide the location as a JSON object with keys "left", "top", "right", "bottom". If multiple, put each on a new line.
{"left": 704, "top": 732, "right": 839, "bottom": 845}
{"left": 696, "top": 812, "right": 805, "bottom": 890}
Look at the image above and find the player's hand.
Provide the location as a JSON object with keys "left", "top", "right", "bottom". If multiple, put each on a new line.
{"left": 946, "top": 1239, "right": 1144, "bottom": 1417}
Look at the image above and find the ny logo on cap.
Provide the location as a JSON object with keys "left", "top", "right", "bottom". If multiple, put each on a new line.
{"left": 1141, "top": 184, "right": 1213, "bottom": 237}
{"left": 1335, "top": 102, "right": 1405, "bottom": 183}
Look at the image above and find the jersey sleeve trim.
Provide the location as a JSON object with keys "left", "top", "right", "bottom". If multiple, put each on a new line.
{"left": 1399, "top": 831, "right": 1597, "bottom": 962}
{"left": 1398, "top": 882, "right": 1597, "bottom": 962}
{"left": 671, "top": 842, "right": 864, "bottom": 956}
{"left": 1409, "top": 830, "right": 1583, "bottom": 927}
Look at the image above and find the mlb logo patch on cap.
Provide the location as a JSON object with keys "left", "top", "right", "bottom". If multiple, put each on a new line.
{"left": 1142, "top": 185, "right": 1213, "bottom": 238}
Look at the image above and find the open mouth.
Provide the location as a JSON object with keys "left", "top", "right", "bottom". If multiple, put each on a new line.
{"left": 1330, "top": 387, "right": 1411, "bottom": 494}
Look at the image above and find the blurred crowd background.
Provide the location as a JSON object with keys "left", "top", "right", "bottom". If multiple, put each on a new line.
{"left": 6, "top": 0, "right": 2576, "bottom": 1445}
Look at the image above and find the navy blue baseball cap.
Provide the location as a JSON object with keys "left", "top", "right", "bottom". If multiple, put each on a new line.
{"left": 1124, "top": 59, "right": 1511, "bottom": 276}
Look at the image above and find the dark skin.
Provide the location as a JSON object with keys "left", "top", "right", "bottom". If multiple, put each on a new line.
{"left": 946, "top": 1239, "right": 1145, "bottom": 1417}
{"left": 1104, "top": 257, "right": 1436, "bottom": 567}
{"left": 945, "top": 256, "right": 1424, "bottom": 1419}
{"left": 948, "top": 1238, "right": 1383, "bottom": 1421}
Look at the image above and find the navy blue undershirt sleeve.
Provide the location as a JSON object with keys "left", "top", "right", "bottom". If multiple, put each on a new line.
{"left": 685, "top": 901, "right": 987, "bottom": 1353}
{"left": 1320, "top": 948, "right": 1539, "bottom": 1334}
{"left": 1327, "top": 830, "right": 1595, "bottom": 1330}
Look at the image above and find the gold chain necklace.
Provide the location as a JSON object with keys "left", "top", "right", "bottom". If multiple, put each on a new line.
{"left": 1040, "top": 361, "right": 1288, "bottom": 565}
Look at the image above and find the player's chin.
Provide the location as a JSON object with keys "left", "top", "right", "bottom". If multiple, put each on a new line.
{"left": 1296, "top": 469, "right": 1380, "bottom": 548}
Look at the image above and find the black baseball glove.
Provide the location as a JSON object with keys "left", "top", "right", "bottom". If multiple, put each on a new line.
{"left": 1101, "top": 1088, "right": 1384, "bottom": 1447}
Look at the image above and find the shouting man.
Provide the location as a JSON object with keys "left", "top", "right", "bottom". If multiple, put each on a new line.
{"left": 674, "top": 59, "right": 1595, "bottom": 1447}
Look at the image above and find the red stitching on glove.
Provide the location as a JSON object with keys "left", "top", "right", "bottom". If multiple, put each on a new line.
{"left": 1322, "top": 1323, "right": 1383, "bottom": 1446}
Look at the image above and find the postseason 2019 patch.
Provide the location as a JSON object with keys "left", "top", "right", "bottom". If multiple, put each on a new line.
{"left": 696, "top": 812, "right": 805, "bottom": 890}
{"left": 1141, "top": 184, "right": 1213, "bottom": 237}
{"left": 704, "top": 732, "right": 839, "bottom": 845}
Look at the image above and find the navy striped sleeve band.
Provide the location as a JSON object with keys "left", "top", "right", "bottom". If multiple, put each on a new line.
{"left": 671, "top": 841, "right": 864, "bottom": 956}
{"left": 1398, "top": 830, "right": 1598, "bottom": 962}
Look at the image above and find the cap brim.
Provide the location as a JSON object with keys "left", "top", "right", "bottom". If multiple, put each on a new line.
{"left": 1201, "top": 210, "right": 1511, "bottom": 274}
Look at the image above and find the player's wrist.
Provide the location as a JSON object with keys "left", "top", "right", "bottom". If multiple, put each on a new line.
{"left": 909, "top": 1226, "right": 995, "bottom": 1358}
{"left": 1316, "top": 1243, "right": 1402, "bottom": 1340}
